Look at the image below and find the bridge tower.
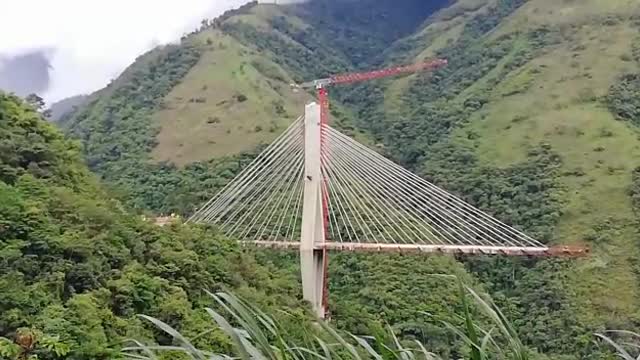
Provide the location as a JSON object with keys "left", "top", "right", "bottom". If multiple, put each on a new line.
{"left": 300, "top": 102, "right": 327, "bottom": 318}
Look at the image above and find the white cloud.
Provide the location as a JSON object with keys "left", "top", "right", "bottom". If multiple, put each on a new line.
{"left": 0, "top": 0, "right": 250, "bottom": 103}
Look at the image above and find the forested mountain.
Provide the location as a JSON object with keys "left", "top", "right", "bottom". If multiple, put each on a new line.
{"left": 22, "top": 0, "right": 640, "bottom": 358}
{"left": 46, "top": 95, "right": 88, "bottom": 122}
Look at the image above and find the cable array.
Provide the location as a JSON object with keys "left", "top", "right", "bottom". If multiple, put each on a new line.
{"left": 188, "top": 117, "right": 305, "bottom": 242}
{"left": 190, "top": 117, "right": 545, "bottom": 251}
{"left": 321, "top": 126, "right": 544, "bottom": 248}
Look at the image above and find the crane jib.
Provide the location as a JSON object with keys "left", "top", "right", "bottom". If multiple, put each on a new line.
{"left": 295, "top": 59, "right": 448, "bottom": 89}
{"left": 330, "top": 59, "right": 448, "bottom": 85}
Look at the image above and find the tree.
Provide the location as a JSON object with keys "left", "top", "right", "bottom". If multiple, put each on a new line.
{"left": 24, "top": 94, "right": 45, "bottom": 111}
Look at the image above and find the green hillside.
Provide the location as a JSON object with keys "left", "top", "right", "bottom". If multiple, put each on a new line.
{"left": 56, "top": 0, "right": 640, "bottom": 358}
{"left": 58, "top": 0, "right": 448, "bottom": 213}
{"left": 47, "top": 95, "right": 88, "bottom": 123}
{"left": 150, "top": 25, "right": 309, "bottom": 165}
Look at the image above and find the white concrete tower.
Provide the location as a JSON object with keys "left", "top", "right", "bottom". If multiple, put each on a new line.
{"left": 300, "top": 102, "right": 326, "bottom": 318}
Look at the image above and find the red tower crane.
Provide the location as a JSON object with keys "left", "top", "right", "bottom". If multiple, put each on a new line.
{"left": 294, "top": 59, "right": 448, "bottom": 126}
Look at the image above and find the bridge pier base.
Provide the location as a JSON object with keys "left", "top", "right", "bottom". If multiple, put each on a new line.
{"left": 300, "top": 248, "right": 326, "bottom": 318}
{"left": 301, "top": 102, "right": 327, "bottom": 319}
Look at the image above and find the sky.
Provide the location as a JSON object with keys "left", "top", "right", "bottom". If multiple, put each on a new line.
{"left": 0, "top": 0, "right": 252, "bottom": 103}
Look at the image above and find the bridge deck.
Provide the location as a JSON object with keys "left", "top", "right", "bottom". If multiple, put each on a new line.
{"left": 245, "top": 241, "right": 588, "bottom": 257}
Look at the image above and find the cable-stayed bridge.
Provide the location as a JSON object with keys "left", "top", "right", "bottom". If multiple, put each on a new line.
{"left": 188, "top": 61, "right": 587, "bottom": 318}
{"left": 188, "top": 103, "right": 587, "bottom": 318}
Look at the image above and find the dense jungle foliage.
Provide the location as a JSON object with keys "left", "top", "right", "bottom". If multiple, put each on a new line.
{"left": 0, "top": 93, "right": 311, "bottom": 358}
{"left": 17, "top": 0, "right": 640, "bottom": 358}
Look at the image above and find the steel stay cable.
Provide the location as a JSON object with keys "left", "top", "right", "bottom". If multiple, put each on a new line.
{"left": 200, "top": 125, "right": 303, "bottom": 223}
{"left": 325, "top": 135, "right": 447, "bottom": 245}
{"left": 325, "top": 179, "right": 357, "bottom": 243}
{"left": 324, "top": 143, "right": 414, "bottom": 244}
{"left": 328, "top": 135, "right": 488, "bottom": 245}
{"left": 322, "top": 165, "right": 357, "bottom": 243}
{"left": 209, "top": 136, "right": 303, "bottom": 225}
{"left": 217, "top": 141, "right": 303, "bottom": 231}
{"left": 324, "top": 182, "right": 344, "bottom": 243}
{"left": 328, "top": 132, "right": 511, "bottom": 247}
{"left": 330, "top": 156, "right": 409, "bottom": 244}
{"left": 271, "top": 167, "right": 304, "bottom": 242}
{"left": 320, "top": 159, "right": 347, "bottom": 243}
{"left": 208, "top": 140, "right": 302, "bottom": 230}
{"left": 328, "top": 143, "right": 449, "bottom": 245}
{"left": 255, "top": 158, "right": 305, "bottom": 241}
{"left": 285, "top": 184, "right": 304, "bottom": 242}
{"left": 327, "top": 127, "right": 539, "bottom": 247}
{"left": 324, "top": 147, "right": 398, "bottom": 243}
{"left": 227, "top": 147, "right": 303, "bottom": 239}
{"left": 244, "top": 160, "right": 302, "bottom": 241}
{"left": 323, "top": 156, "right": 368, "bottom": 243}
{"left": 323, "top": 151, "right": 389, "bottom": 243}
{"left": 325, "top": 188, "right": 338, "bottom": 242}
{"left": 327, "top": 134, "right": 472, "bottom": 245}
{"left": 198, "top": 119, "right": 303, "bottom": 223}
{"left": 199, "top": 135, "right": 302, "bottom": 225}
{"left": 253, "top": 159, "right": 304, "bottom": 241}
{"left": 190, "top": 117, "right": 303, "bottom": 222}
{"left": 327, "top": 134, "right": 484, "bottom": 246}
{"left": 327, "top": 128, "right": 520, "bottom": 247}
{"left": 225, "top": 146, "right": 305, "bottom": 237}
{"left": 326, "top": 126, "right": 540, "bottom": 245}
{"left": 321, "top": 151, "right": 386, "bottom": 243}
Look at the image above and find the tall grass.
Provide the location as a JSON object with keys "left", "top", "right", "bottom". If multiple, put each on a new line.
{"left": 123, "top": 277, "right": 537, "bottom": 360}
{"left": 595, "top": 331, "right": 640, "bottom": 359}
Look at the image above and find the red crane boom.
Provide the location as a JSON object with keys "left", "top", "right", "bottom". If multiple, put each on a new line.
{"left": 297, "top": 59, "right": 448, "bottom": 89}
{"left": 294, "top": 59, "right": 448, "bottom": 126}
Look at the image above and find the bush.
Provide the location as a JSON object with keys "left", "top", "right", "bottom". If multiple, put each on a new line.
{"left": 598, "top": 127, "right": 614, "bottom": 137}
{"left": 606, "top": 73, "right": 640, "bottom": 126}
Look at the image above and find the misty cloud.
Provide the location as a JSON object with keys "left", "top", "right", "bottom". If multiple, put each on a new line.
{"left": 0, "top": 0, "right": 252, "bottom": 103}
{"left": 0, "top": 49, "right": 53, "bottom": 97}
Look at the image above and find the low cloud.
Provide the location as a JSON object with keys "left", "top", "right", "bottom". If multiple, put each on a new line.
{"left": 0, "top": 49, "right": 54, "bottom": 97}
{"left": 0, "top": 0, "right": 253, "bottom": 103}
